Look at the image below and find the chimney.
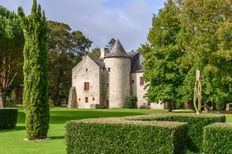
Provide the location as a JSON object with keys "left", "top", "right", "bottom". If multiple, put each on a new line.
{"left": 100, "top": 48, "right": 108, "bottom": 59}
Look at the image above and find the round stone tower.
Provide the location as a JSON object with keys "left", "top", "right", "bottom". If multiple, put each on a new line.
{"left": 104, "top": 40, "right": 131, "bottom": 108}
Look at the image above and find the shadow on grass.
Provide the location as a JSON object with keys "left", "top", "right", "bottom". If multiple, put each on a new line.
{"left": 49, "top": 135, "right": 64, "bottom": 140}
{"left": 0, "top": 126, "right": 25, "bottom": 133}
{"left": 17, "top": 108, "right": 151, "bottom": 124}
{"left": 49, "top": 110, "right": 145, "bottom": 124}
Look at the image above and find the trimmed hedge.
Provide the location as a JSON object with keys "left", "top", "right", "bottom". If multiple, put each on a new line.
{"left": 203, "top": 123, "right": 232, "bottom": 153}
{"left": 130, "top": 114, "right": 226, "bottom": 153}
{"left": 65, "top": 118, "right": 187, "bottom": 154}
{"left": 0, "top": 108, "right": 18, "bottom": 129}
{"left": 123, "top": 96, "right": 137, "bottom": 108}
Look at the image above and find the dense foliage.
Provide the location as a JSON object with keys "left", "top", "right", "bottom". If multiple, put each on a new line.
{"left": 138, "top": 114, "right": 226, "bottom": 153}
{"left": 65, "top": 119, "right": 187, "bottom": 154}
{"left": 203, "top": 123, "right": 232, "bottom": 153}
{"left": 141, "top": 0, "right": 232, "bottom": 111}
{"left": 0, "top": 6, "right": 23, "bottom": 107}
{"left": 47, "top": 21, "right": 91, "bottom": 106}
{"left": 140, "top": 0, "right": 183, "bottom": 111}
{"left": 18, "top": 0, "right": 49, "bottom": 139}
{"left": 0, "top": 108, "right": 18, "bottom": 129}
{"left": 123, "top": 96, "right": 137, "bottom": 108}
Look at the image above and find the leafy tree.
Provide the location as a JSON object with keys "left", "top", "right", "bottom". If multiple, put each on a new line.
{"left": 18, "top": 0, "right": 49, "bottom": 139}
{"left": 88, "top": 47, "right": 100, "bottom": 59}
{"left": 0, "top": 6, "right": 23, "bottom": 107}
{"left": 177, "top": 0, "right": 232, "bottom": 110}
{"left": 47, "top": 21, "right": 90, "bottom": 106}
{"left": 140, "top": 0, "right": 182, "bottom": 111}
{"left": 71, "top": 31, "right": 92, "bottom": 56}
{"left": 106, "top": 38, "right": 116, "bottom": 50}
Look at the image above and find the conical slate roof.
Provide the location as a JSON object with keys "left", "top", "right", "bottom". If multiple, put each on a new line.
{"left": 105, "top": 40, "right": 130, "bottom": 58}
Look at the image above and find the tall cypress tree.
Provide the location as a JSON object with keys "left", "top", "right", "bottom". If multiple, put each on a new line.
{"left": 18, "top": 0, "right": 49, "bottom": 139}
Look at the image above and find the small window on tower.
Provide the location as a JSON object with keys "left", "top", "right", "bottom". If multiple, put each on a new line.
{"left": 106, "top": 83, "right": 109, "bottom": 87}
{"left": 86, "top": 68, "right": 88, "bottom": 72}
{"left": 92, "top": 97, "right": 95, "bottom": 101}
{"left": 132, "top": 80, "right": 134, "bottom": 84}
{"left": 79, "top": 98, "right": 81, "bottom": 101}
{"left": 108, "top": 68, "right": 111, "bottom": 72}
{"left": 85, "top": 97, "right": 88, "bottom": 103}
{"left": 84, "top": 82, "right": 89, "bottom": 91}
{"left": 140, "top": 77, "right": 144, "bottom": 86}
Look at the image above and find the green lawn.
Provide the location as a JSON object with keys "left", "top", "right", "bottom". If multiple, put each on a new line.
{"left": 1, "top": 107, "right": 232, "bottom": 154}
{"left": 0, "top": 107, "right": 166, "bottom": 154}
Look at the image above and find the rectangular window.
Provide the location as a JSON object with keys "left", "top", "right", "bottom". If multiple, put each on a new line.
{"left": 132, "top": 80, "right": 134, "bottom": 84}
{"left": 85, "top": 97, "right": 88, "bottom": 103}
{"left": 84, "top": 82, "right": 89, "bottom": 91}
{"left": 86, "top": 68, "right": 88, "bottom": 72}
{"left": 140, "top": 77, "right": 144, "bottom": 86}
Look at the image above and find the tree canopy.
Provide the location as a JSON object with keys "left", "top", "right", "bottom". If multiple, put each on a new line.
{"left": 141, "top": 0, "right": 232, "bottom": 111}
{"left": 0, "top": 6, "right": 23, "bottom": 107}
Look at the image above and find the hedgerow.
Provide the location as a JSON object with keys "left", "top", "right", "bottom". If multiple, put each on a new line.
{"left": 65, "top": 118, "right": 187, "bottom": 154}
{"left": 128, "top": 114, "right": 226, "bottom": 153}
{"left": 0, "top": 108, "right": 18, "bottom": 129}
{"left": 203, "top": 123, "right": 232, "bottom": 153}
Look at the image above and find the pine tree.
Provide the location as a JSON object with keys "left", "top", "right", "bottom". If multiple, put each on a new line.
{"left": 18, "top": 0, "right": 49, "bottom": 139}
{"left": 140, "top": 0, "right": 182, "bottom": 111}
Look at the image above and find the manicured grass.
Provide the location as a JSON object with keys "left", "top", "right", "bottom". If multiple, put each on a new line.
{"left": 1, "top": 107, "right": 231, "bottom": 154}
{"left": 0, "top": 107, "right": 165, "bottom": 154}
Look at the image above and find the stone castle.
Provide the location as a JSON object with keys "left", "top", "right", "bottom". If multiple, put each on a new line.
{"left": 67, "top": 40, "right": 164, "bottom": 109}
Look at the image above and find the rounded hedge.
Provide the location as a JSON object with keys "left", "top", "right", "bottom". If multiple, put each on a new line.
{"left": 0, "top": 108, "right": 18, "bottom": 129}
{"left": 123, "top": 96, "right": 137, "bottom": 108}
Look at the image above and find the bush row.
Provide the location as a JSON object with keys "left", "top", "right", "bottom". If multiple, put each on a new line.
{"left": 130, "top": 114, "right": 226, "bottom": 153}
{"left": 65, "top": 118, "right": 187, "bottom": 154}
{"left": 65, "top": 114, "right": 226, "bottom": 154}
{"left": 0, "top": 108, "right": 18, "bottom": 129}
{"left": 203, "top": 123, "right": 232, "bottom": 153}
{"left": 117, "top": 114, "right": 227, "bottom": 153}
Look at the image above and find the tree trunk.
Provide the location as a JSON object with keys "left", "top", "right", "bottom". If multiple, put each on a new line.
{"left": 168, "top": 101, "right": 173, "bottom": 112}
{"left": 204, "top": 102, "right": 209, "bottom": 113}
{"left": 0, "top": 89, "right": 6, "bottom": 108}
{"left": 55, "top": 95, "right": 61, "bottom": 106}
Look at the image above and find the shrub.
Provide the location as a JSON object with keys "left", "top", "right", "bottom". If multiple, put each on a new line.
{"left": 123, "top": 96, "right": 137, "bottom": 108}
{"left": 0, "top": 108, "right": 18, "bottom": 129}
{"left": 65, "top": 118, "right": 187, "bottom": 154}
{"left": 203, "top": 123, "right": 232, "bottom": 153}
{"left": 5, "top": 100, "right": 17, "bottom": 108}
{"left": 131, "top": 114, "right": 226, "bottom": 153}
{"left": 215, "top": 101, "right": 225, "bottom": 110}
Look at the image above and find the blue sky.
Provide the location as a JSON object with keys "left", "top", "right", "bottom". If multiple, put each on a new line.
{"left": 0, "top": 0, "right": 166, "bottom": 51}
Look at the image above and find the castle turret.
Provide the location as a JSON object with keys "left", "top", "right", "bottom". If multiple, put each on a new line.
{"left": 104, "top": 40, "right": 131, "bottom": 108}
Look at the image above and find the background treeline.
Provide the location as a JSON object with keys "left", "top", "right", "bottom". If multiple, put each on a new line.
{"left": 0, "top": 6, "right": 93, "bottom": 107}
{"left": 141, "top": 0, "right": 232, "bottom": 111}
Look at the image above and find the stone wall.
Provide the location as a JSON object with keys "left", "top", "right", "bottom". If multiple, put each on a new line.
{"left": 131, "top": 72, "right": 148, "bottom": 108}
{"left": 72, "top": 56, "right": 100, "bottom": 108}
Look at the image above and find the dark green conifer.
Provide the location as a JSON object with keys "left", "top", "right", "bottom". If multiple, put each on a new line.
{"left": 18, "top": 0, "right": 49, "bottom": 139}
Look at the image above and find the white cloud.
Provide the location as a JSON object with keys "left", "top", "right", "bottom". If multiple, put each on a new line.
{"left": 0, "top": 0, "right": 165, "bottom": 51}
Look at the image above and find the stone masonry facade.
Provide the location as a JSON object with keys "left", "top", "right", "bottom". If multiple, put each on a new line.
{"left": 68, "top": 40, "right": 164, "bottom": 109}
